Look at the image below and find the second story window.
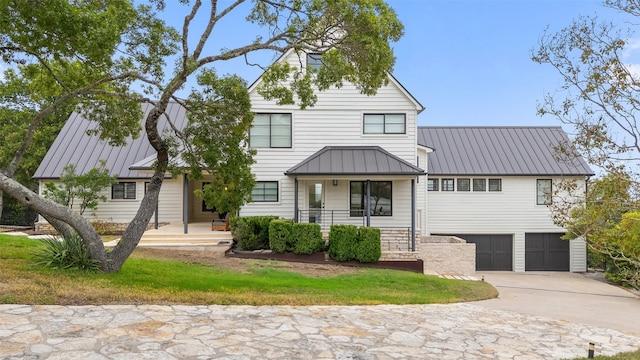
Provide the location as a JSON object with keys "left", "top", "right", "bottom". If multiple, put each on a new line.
{"left": 307, "top": 53, "right": 323, "bottom": 70}
{"left": 537, "top": 179, "right": 552, "bottom": 205}
{"left": 250, "top": 113, "right": 292, "bottom": 148}
{"left": 363, "top": 114, "right": 406, "bottom": 134}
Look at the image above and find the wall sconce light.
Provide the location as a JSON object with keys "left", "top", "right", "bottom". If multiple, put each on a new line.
{"left": 332, "top": 179, "right": 338, "bottom": 186}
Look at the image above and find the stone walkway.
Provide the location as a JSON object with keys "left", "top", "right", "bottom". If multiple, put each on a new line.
{"left": 1, "top": 303, "right": 639, "bottom": 359}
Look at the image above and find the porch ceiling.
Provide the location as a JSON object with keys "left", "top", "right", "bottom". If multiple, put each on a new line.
{"left": 285, "top": 146, "right": 426, "bottom": 176}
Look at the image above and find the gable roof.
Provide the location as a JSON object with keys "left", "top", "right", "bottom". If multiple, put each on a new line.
{"left": 247, "top": 49, "right": 424, "bottom": 113}
{"left": 285, "top": 146, "right": 426, "bottom": 176}
{"left": 417, "top": 126, "right": 594, "bottom": 176}
{"left": 33, "top": 102, "right": 187, "bottom": 179}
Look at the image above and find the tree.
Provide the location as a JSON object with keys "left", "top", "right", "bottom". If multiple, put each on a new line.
{"left": 43, "top": 162, "right": 117, "bottom": 216}
{"left": 532, "top": 0, "right": 640, "bottom": 285}
{"left": 0, "top": 0, "right": 404, "bottom": 273}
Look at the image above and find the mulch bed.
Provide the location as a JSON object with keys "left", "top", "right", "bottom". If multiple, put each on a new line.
{"left": 225, "top": 249, "right": 424, "bottom": 273}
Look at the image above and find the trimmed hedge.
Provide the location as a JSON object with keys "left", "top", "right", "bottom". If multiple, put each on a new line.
{"left": 327, "top": 224, "right": 359, "bottom": 261}
{"left": 230, "top": 215, "right": 279, "bottom": 251}
{"left": 291, "top": 223, "right": 324, "bottom": 254}
{"left": 269, "top": 219, "right": 293, "bottom": 253}
{"left": 356, "top": 226, "right": 381, "bottom": 263}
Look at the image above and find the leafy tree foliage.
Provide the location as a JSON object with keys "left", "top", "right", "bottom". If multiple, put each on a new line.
{"left": 43, "top": 162, "right": 117, "bottom": 216}
{"left": 533, "top": 0, "right": 640, "bottom": 285}
{"left": 0, "top": 0, "right": 404, "bottom": 273}
{"left": 559, "top": 174, "right": 640, "bottom": 289}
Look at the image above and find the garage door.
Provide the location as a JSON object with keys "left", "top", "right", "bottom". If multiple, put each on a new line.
{"left": 456, "top": 234, "right": 513, "bottom": 271}
{"left": 525, "top": 233, "right": 569, "bottom": 271}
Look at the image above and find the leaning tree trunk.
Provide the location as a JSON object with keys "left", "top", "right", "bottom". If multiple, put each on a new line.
{"left": 0, "top": 172, "right": 107, "bottom": 267}
{"left": 103, "top": 94, "right": 175, "bottom": 273}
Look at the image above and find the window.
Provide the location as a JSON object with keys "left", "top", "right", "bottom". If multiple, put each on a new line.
{"left": 249, "top": 113, "right": 292, "bottom": 148}
{"left": 307, "top": 53, "right": 322, "bottom": 70}
{"left": 441, "top": 178, "right": 454, "bottom": 191}
{"left": 427, "top": 178, "right": 439, "bottom": 191}
{"left": 473, "top": 178, "right": 486, "bottom": 192}
{"left": 537, "top": 179, "right": 552, "bottom": 205}
{"left": 252, "top": 181, "right": 278, "bottom": 202}
{"left": 457, "top": 178, "right": 470, "bottom": 192}
{"left": 363, "top": 114, "right": 406, "bottom": 134}
{"left": 489, "top": 179, "right": 502, "bottom": 192}
{"left": 112, "top": 182, "right": 136, "bottom": 200}
{"left": 350, "top": 181, "right": 392, "bottom": 216}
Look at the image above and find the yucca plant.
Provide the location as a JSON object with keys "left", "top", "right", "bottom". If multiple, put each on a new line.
{"left": 33, "top": 234, "right": 100, "bottom": 272}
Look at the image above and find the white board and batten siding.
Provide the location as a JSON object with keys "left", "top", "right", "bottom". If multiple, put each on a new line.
{"left": 37, "top": 177, "right": 184, "bottom": 224}
{"left": 426, "top": 176, "right": 587, "bottom": 272}
{"left": 242, "top": 52, "right": 423, "bottom": 224}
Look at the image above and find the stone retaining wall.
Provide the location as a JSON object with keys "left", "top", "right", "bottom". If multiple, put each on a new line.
{"left": 379, "top": 228, "right": 420, "bottom": 260}
{"left": 420, "top": 236, "right": 476, "bottom": 275}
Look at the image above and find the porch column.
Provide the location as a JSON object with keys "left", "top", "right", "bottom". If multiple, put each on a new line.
{"left": 183, "top": 173, "right": 188, "bottom": 234}
{"left": 294, "top": 177, "right": 299, "bottom": 223}
{"left": 411, "top": 178, "right": 416, "bottom": 252}
{"left": 366, "top": 180, "right": 371, "bottom": 226}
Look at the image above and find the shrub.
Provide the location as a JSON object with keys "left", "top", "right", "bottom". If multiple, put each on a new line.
{"left": 269, "top": 220, "right": 293, "bottom": 253}
{"left": 291, "top": 223, "right": 324, "bottom": 254}
{"left": 33, "top": 234, "right": 100, "bottom": 271}
{"left": 328, "top": 224, "right": 358, "bottom": 261}
{"left": 356, "top": 226, "right": 381, "bottom": 263}
{"left": 231, "top": 216, "right": 279, "bottom": 251}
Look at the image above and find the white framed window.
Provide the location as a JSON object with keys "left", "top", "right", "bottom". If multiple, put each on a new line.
{"left": 112, "top": 182, "right": 136, "bottom": 200}
{"left": 489, "top": 179, "right": 502, "bottom": 192}
{"left": 537, "top": 179, "right": 552, "bottom": 205}
{"left": 457, "top": 178, "right": 470, "bottom": 192}
{"left": 252, "top": 181, "right": 278, "bottom": 202}
{"left": 427, "top": 178, "right": 439, "bottom": 191}
{"left": 250, "top": 113, "right": 292, "bottom": 148}
{"left": 363, "top": 114, "right": 406, "bottom": 134}
{"left": 473, "top": 178, "right": 486, "bottom": 192}
{"left": 307, "top": 53, "right": 322, "bottom": 70}
{"left": 441, "top": 178, "right": 454, "bottom": 191}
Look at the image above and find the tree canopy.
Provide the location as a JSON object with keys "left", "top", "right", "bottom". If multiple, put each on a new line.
{"left": 533, "top": 0, "right": 640, "bottom": 288}
{"left": 0, "top": 0, "right": 404, "bottom": 273}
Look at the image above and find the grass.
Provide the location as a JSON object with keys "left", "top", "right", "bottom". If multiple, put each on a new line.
{"left": 570, "top": 349, "right": 640, "bottom": 359}
{"left": 0, "top": 234, "right": 497, "bottom": 305}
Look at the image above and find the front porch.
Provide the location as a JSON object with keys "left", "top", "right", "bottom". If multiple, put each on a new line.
{"left": 105, "top": 222, "right": 232, "bottom": 251}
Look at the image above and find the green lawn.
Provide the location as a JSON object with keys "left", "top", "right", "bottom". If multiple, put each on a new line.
{"left": 0, "top": 235, "right": 497, "bottom": 305}
{"left": 570, "top": 349, "right": 640, "bottom": 360}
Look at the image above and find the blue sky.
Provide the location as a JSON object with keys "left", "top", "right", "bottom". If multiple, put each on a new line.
{"left": 392, "top": 0, "right": 633, "bottom": 127}
{"left": 156, "top": 1, "right": 636, "bottom": 127}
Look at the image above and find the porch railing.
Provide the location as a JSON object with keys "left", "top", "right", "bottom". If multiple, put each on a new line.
{"left": 296, "top": 209, "right": 415, "bottom": 252}
{"left": 297, "top": 209, "right": 365, "bottom": 230}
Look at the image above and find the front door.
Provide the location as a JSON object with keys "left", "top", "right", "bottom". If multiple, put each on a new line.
{"left": 308, "top": 181, "right": 324, "bottom": 224}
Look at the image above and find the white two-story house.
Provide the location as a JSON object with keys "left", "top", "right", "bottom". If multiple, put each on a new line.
{"left": 33, "top": 50, "right": 593, "bottom": 272}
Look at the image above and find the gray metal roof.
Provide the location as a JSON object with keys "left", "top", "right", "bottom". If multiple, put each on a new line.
{"left": 285, "top": 146, "right": 426, "bottom": 176}
{"left": 33, "top": 102, "right": 187, "bottom": 179}
{"left": 417, "top": 127, "right": 594, "bottom": 176}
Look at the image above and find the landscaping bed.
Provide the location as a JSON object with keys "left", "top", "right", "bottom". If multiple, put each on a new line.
{"left": 226, "top": 248, "right": 424, "bottom": 273}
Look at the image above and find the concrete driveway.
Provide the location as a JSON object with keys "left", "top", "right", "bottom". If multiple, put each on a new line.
{"left": 477, "top": 271, "right": 640, "bottom": 336}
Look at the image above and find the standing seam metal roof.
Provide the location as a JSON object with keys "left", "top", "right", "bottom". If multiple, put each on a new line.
{"left": 33, "top": 102, "right": 187, "bottom": 179}
{"left": 417, "top": 126, "right": 594, "bottom": 176}
{"left": 285, "top": 146, "right": 426, "bottom": 176}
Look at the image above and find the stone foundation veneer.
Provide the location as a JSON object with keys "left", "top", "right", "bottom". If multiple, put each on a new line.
{"left": 420, "top": 236, "right": 476, "bottom": 275}
{"left": 34, "top": 221, "right": 163, "bottom": 235}
{"left": 379, "top": 228, "right": 421, "bottom": 260}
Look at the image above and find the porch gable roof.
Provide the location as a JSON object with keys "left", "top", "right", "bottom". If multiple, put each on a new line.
{"left": 285, "top": 146, "right": 426, "bottom": 176}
